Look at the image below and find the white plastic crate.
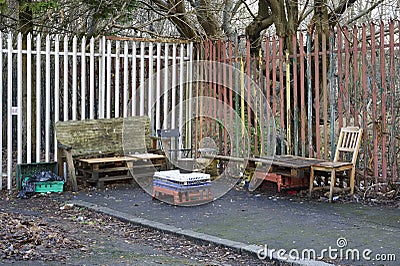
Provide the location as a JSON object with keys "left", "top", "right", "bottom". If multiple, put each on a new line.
{"left": 153, "top": 170, "right": 210, "bottom": 186}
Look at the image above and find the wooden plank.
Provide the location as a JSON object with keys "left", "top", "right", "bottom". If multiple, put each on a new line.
{"left": 65, "top": 150, "right": 78, "bottom": 192}
{"left": 371, "top": 23, "right": 379, "bottom": 190}
{"left": 228, "top": 41, "right": 233, "bottom": 156}
{"left": 78, "top": 156, "right": 137, "bottom": 164}
{"left": 362, "top": 23, "right": 368, "bottom": 185}
{"left": 222, "top": 40, "right": 228, "bottom": 155}
{"left": 253, "top": 155, "right": 324, "bottom": 169}
{"left": 240, "top": 56, "right": 245, "bottom": 136}
{"left": 390, "top": 21, "right": 397, "bottom": 181}
{"left": 314, "top": 31, "right": 320, "bottom": 159}
{"left": 307, "top": 33, "right": 313, "bottom": 157}
{"left": 217, "top": 40, "right": 221, "bottom": 151}
{"left": 254, "top": 51, "right": 259, "bottom": 156}
{"left": 272, "top": 37, "right": 277, "bottom": 116}
{"left": 337, "top": 29, "right": 343, "bottom": 130}
{"left": 213, "top": 41, "right": 217, "bottom": 136}
{"left": 329, "top": 31, "right": 336, "bottom": 161}
{"left": 285, "top": 49, "right": 290, "bottom": 155}
{"left": 80, "top": 166, "right": 130, "bottom": 174}
{"left": 275, "top": 155, "right": 324, "bottom": 165}
{"left": 322, "top": 32, "right": 328, "bottom": 160}
{"left": 208, "top": 40, "right": 213, "bottom": 137}
{"left": 292, "top": 34, "right": 298, "bottom": 156}
{"left": 344, "top": 27, "right": 350, "bottom": 125}
{"left": 126, "top": 162, "right": 163, "bottom": 170}
{"left": 265, "top": 38, "right": 271, "bottom": 155}
{"left": 202, "top": 154, "right": 245, "bottom": 162}
{"left": 299, "top": 34, "right": 306, "bottom": 157}
{"left": 353, "top": 26, "right": 359, "bottom": 126}
{"left": 56, "top": 116, "right": 151, "bottom": 156}
{"left": 380, "top": 21, "right": 387, "bottom": 185}
{"left": 246, "top": 39, "right": 251, "bottom": 140}
{"left": 96, "top": 175, "right": 133, "bottom": 182}
{"left": 194, "top": 47, "right": 200, "bottom": 158}
{"left": 279, "top": 37, "right": 285, "bottom": 155}
{"left": 199, "top": 42, "right": 205, "bottom": 148}
{"left": 129, "top": 153, "right": 166, "bottom": 160}
{"left": 259, "top": 47, "right": 264, "bottom": 155}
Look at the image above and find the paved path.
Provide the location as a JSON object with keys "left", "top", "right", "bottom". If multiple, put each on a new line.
{"left": 66, "top": 184, "right": 400, "bottom": 266}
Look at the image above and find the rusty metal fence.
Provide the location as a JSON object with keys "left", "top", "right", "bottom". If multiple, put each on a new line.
{"left": 194, "top": 20, "right": 399, "bottom": 187}
{"left": 1, "top": 20, "right": 399, "bottom": 190}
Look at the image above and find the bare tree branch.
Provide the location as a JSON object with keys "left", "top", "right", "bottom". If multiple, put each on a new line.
{"left": 239, "top": 0, "right": 256, "bottom": 19}
{"left": 328, "top": 0, "right": 357, "bottom": 24}
{"left": 298, "top": 0, "right": 310, "bottom": 22}
{"left": 347, "top": 0, "right": 384, "bottom": 24}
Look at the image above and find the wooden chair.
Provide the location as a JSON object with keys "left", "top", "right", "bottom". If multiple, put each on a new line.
{"left": 156, "top": 129, "right": 192, "bottom": 160}
{"left": 309, "top": 127, "right": 363, "bottom": 202}
{"left": 156, "top": 129, "right": 192, "bottom": 170}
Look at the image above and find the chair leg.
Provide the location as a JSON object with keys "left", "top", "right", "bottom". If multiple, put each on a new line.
{"left": 309, "top": 167, "right": 315, "bottom": 198}
{"left": 329, "top": 170, "right": 336, "bottom": 203}
{"left": 349, "top": 167, "right": 355, "bottom": 195}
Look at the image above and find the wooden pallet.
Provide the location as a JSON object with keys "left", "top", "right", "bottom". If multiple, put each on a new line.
{"left": 77, "top": 154, "right": 166, "bottom": 189}
{"left": 77, "top": 156, "right": 135, "bottom": 189}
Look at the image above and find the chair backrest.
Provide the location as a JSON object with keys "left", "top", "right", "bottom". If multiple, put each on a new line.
{"left": 157, "top": 129, "right": 181, "bottom": 159}
{"left": 157, "top": 128, "right": 180, "bottom": 139}
{"left": 333, "top": 127, "right": 363, "bottom": 165}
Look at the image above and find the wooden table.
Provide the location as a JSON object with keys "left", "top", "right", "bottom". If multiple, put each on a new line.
{"left": 250, "top": 155, "right": 324, "bottom": 177}
{"left": 249, "top": 155, "right": 325, "bottom": 191}
{"left": 201, "top": 154, "right": 325, "bottom": 191}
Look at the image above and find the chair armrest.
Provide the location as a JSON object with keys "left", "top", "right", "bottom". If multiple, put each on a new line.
{"left": 168, "top": 148, "right": 192, "bottom": 158}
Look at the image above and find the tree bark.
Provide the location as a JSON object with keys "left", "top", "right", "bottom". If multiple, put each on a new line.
{"left": 246, "top": 0, "right": 299, "bottom": 55}
{"left": 193, "top": 0, "right": 221, "bottom": 37}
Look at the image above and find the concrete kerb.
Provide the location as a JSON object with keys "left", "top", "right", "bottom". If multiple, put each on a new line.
{"left": 68, "top": 199, "right": 334, "bottom": 266}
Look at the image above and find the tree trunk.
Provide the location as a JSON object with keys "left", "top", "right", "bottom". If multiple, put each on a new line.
{"left": 246, "top": 0, "right": 299, "bottom": 55}
{"left": 194, "top": 0, "right": 221, "bottom": 37}
{"left": 245, "top": 0, "right": 273, "bottom": 55}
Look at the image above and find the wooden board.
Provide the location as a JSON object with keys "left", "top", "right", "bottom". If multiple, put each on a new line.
{"left": 78, "top": 156, "right": 137, "bottom": 164}
{"left": 55, "top": 116, "right": 152, "bottom": 157}
{"left": 202, "top": 154, "right": 245, "bottom": 162}
{"left": 128, "top": 153, "right": 166, "bottom": 160}
{"left": 252, "top": 155, "right": 324, "bottom": 169}
{"left": 203, "top": 154, "right": 323, "bottom": 169}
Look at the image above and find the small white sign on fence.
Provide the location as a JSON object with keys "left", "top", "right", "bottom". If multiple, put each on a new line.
{"left": 11, "top": 107, "right": 20, "bottom": 116}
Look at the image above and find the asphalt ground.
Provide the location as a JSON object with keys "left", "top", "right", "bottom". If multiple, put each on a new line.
{"left": 60, "top": 183, "right": 400, "bottom": 266}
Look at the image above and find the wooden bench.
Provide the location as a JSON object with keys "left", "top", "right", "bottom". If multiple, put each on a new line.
{"left": 56, "top": 116, "right": 163, "bottom": 191}
{"left": 250, "top": 155, "right": 325, "bottom": 192}
{"left": 201, "top": 154, "right": 324, "bottom": 191}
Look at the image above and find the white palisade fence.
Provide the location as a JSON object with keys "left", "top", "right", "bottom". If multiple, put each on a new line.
{"left": 0, "top": 32, "right": 193, "bottom": 190}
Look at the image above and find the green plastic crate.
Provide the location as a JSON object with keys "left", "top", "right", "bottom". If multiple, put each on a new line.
{"left": 16, "top": 162, "right": 59, "bottom": 190}
{"left": 23, "top": 179, "right": 64, "bottom": 193}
